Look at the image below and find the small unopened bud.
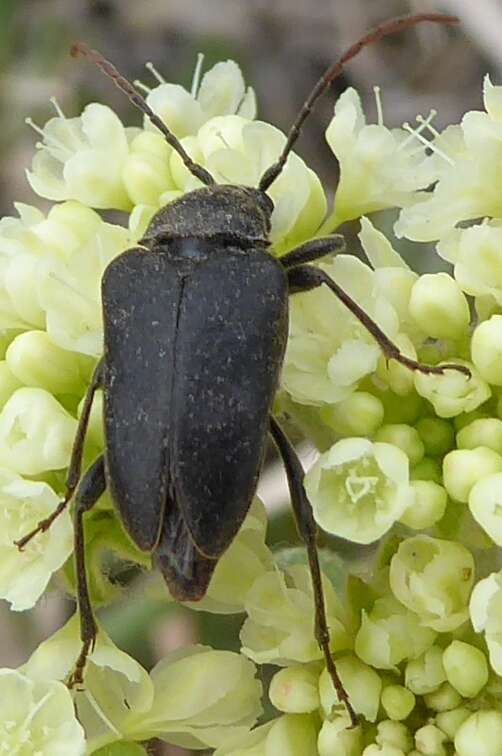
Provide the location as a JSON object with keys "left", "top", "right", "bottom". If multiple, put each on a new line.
{"left": 409, "top": 273, "right": 469, "bottom": 340}
{"left": 443, "top": 447, "right": 502, "bottom": 503}
{"left": 269, "top": 665, "right": 320, "bottom": 713}
{"left": 381, "top": 685, "right": 415, "bottom": 721}
{"left": 442, "top": 640, "right": 488, "bottom": 698}
{"left": 455, "top": 710, "right": 502, "bottom": 756}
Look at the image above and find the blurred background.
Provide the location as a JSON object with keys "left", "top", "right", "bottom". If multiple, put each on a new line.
{"left": 0, "top": 0, "right": 501, "bottom": 753}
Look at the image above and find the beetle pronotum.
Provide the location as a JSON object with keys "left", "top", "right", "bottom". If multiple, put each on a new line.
{"left": 17, "top": 13, "right": 463, "bottom": 726}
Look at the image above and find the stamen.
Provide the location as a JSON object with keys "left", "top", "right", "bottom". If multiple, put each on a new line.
{"left": 49, "top": 96, "right": 65, "bottom": 118}
{"left": 215, "top": 129, "right": 231, "bottom": 149}
{"left": 191, "top": 53, "right": 205, "bottom": 98}
{"left": 416, "top": 111, "right": 441, "bottom": 138}
{"left": 25, "top": 117, "right": 73, "bottom": 158}
{"left": 133, "top": 79, "right": 151, "bottom": 95}
{"left": 25, "top": 117, "right": 45, "bottom": 138}
{"left": 398, "top": 112, "right": 435, "bottom": 151}
{"left": 402, "top": 122, "right": 454, "bottom": 165}
{"left": 145, "top": 61, "right": 166, "bottom": 85}
{"left": 373, "top": 85, "right": 383, "bottom": 126}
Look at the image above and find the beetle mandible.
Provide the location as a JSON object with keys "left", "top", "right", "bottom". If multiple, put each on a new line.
{"left": 17, "top": 13, "right": 463, "bottom": 726}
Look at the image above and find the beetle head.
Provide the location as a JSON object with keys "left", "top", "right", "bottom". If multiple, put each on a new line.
{"left": 141, "top": 185, "right": 274, "bottom": 246}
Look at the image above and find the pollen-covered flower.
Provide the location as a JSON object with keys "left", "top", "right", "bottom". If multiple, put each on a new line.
{"left": 0, "top": 669, "right": 85, "bottom": 755}
{"left": 305, "top": 437, "right": 413, "bottom": 544}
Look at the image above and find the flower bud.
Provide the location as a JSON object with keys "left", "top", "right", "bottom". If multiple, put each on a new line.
{"left": 414, "top": 723, "right": 447, "bottom": 755}
{"left": 377, "top": 334, "right": 417, "bottom": 396}
{"left": 380, "top": 685, "right": 415, "bottom": 721}
{"left": 457, "top": 417, "right": 502, "bottom": 455}
{"left": 408, "top": 273, "right": 469, "bottom": 340}
{"left": 410, "top": 457, "right": 442, "bottom": 483}
{"left": 442, "top": 640, "right": 488, "bottom": 698}
{"left": 269, "top": 665, "right": 320, "bottom": 713}
{"left": 318, "top": 717, "right": 363, "bottom": 756}
{"left": 455, "top": 710, "right": 502, "bottom": 756}
{"left": 399, "top": 480, "right": 447, "bottom": 529}
{"left": 390, "top": 536, "right": 474, "bottom": 631}
{"left": 423, "top": 681, "right": 462, "bottom": 712}
{"left": 0, "top": 387, "right": 77, "bottom": 474}
{"left": 471, "top": 315, "right": 502, "bottom": 385}
{"left": 376, "top": 720, "right": 412, "bottom": 752}
{"left": 6, "top": 330, "right": 85, "bottom": 395}
{"left": 443, "top": 447, "right": 502, "bottom": 503}
{"left": 374, "top": 424, "right": 424, "bottom": 466}
{"left": 435, "top": 707, "right": 471, "bottom": 740}
{"left": 320, "top": 391, "right": 384, "bottom": 437}
{"left": 122, "top": 131, "right": 175, "bottom": 206}
{"left": 416, "top": 417, "right": 454, "bottom": 457}
{"left": 469, "top": 472, "right": 502, "bottom": 546}
{"left": 405, "top": 646, "right": 446, "bottom": 695}
{"left": 362, "top": 745, "right": 405, "bottom": 756}
{"left": 319, "top": 655, "right": 381, "bottom": 722}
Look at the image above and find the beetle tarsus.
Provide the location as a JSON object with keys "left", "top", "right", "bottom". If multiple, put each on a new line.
{"left": 14, "top": 496, "right": 72, "bottom": 551}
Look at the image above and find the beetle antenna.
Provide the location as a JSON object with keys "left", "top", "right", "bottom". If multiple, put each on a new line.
{"left": 259, "top": 13, "right": 458, "bottom": 192}
{"left": 71, "top": 42, "right": 215, "bottom": 187}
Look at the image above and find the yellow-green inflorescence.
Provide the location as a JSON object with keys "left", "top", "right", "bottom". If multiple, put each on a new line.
{"left": 3, "top": 56, "right": 502, "bottom": 754}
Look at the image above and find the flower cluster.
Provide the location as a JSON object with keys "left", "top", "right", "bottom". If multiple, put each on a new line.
{"left": 2, "top": 52, "right": 502, "bottom": 755}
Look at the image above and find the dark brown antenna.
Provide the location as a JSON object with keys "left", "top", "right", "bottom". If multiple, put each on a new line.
{"left": 71, "top": 42, "right": 215, "bottom": 187}
{"left": 259, "top": 13, "right": 458, "bottom": 192}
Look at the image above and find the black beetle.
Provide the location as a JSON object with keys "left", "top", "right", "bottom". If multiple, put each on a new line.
{"left": 17, "top": 13, "right": 462, "bottom": 725}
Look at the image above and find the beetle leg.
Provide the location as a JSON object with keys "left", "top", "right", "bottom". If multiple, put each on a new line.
{"left": 15, "top": 359, "right": 104, "bottom": 550}
{"left": 280, "top": 235, "right": 346, "bottom": 269}
{"left": 269, "top": 415, "right": 358, "bottom": 728}
{"left": 287, "top": 265, "right": 470, "bottom": 377}
{"left": 67, "top": 455, "right": 106, "bottom": 689}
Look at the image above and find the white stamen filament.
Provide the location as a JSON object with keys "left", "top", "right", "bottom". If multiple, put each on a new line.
{"left": 402, "top": 121, "right": 454, "bottom": 165}
{"left": 25, "top": 118, "right": 73, "bottom": 158}
{"left": 145, "top": 61, "right": 166, "bottom": 85}
{"left": 49, "top": 96, "right": 65, "bottom": 119}
{"left": 133, "top": 79, "right": 151, "bottom": 95}
{"left": 373, "top": 85, "right": 383, "bottom": 126}
{"left": 191, "top": 53, "right": 205, "bottom": 98}
{"left": 416, "top": 111, "right": 441, "bottom": 138}
{"left": 398, "top": 109, "right": 436, "bottom": 151}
